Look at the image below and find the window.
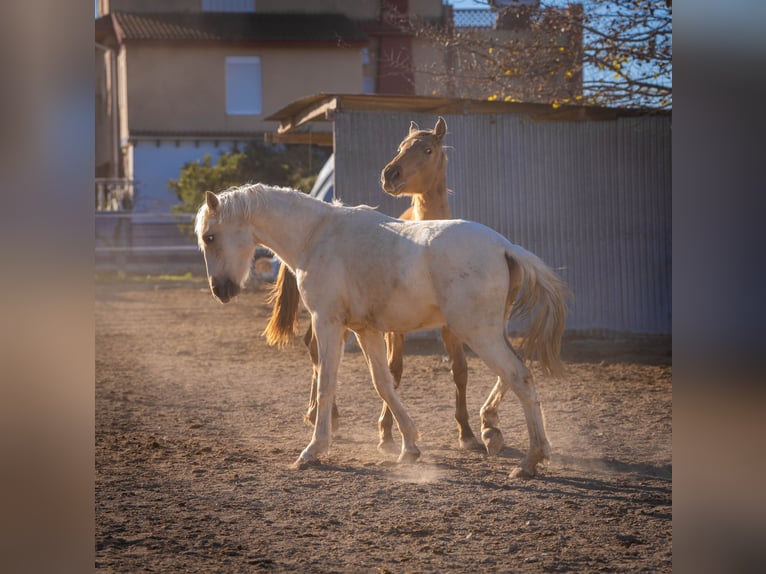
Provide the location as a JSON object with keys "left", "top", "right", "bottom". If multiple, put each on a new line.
{"left": 362, "top": 48, "right": 375, "bottom": 94}
{"left": 226, "top": 57, "right": 262, "bottom": 115}
{"left": 202, "top": 0, "right": 255, "bottom": 12}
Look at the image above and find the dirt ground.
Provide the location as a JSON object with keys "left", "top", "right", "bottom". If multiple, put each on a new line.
{"left": 95, "top": 275, "right": 672, "bottom": 573}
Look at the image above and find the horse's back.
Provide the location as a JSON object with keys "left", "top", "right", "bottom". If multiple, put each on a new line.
{"left": 305, "top": 210, "right": 511, "bottom": 325}
{"left": 310, "top": 211, "right": 511, "bottom": 283}
{"left": 398, "top": 219, "right": 514, "bottom": 328}
{"left": 405, "top": 219, "right": 512, "bottom": 268}
{"left": 300, "top": 209, "right": 440, "bottom": 330}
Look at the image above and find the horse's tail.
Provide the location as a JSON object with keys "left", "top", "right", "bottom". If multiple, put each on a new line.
{"left": 505, "top": 246, "right": 573, "bottom": 378}
{"left": 262, "top": 263, "right": 302, "bottom": 348}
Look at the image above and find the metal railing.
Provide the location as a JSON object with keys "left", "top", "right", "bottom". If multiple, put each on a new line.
{"left": 95, "top": 211, "right": 197, "bottom": 253}
{"left": 94, "top": 211, "right": 274, "bottom": 274}
{"left": 95, "top": 178, "right": 135, "bottom": 211}
{"left": 95, "top": 211, "right": 202, "bottom": 274}
{"left": 453, "top": 8, "right": 496, "bottom": 28}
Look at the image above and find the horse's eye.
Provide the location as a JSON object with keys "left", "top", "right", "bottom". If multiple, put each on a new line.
{"left": 204, "top": 234, "right": 214, "bottom": 245}
{"left": 425, "top": 147, "right": 432, "bottom": 154}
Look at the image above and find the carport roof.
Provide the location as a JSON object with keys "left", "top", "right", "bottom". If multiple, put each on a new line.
{"left": 264, "top": 93, "right": 666, "bottom": 144}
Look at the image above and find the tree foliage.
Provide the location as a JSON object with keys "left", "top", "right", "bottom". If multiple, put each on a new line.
{"left": 168, "top": 142, "right": 331, "bottom": 214}
{"left": 389, "top": 0, "right": 671, "bottom": 109}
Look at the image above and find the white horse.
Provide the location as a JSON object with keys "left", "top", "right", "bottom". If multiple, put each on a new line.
{"left": 195, "top": 183, "right": 571, "bottom": 478}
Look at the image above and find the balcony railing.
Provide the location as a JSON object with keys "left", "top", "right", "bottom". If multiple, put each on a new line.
{"left": 95, "top": 178, "right": 135, "bottom": 211}
{"left": 453, "top": 9, "right": 496, "bottom": 28}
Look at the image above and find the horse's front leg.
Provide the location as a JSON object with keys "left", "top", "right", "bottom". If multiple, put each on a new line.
{"left": 303, "top": 324, "right": 319, "bottom": 426}
{"left": 356, "top": 329, "right": 420, "bottom": 463}
{"left": 293, "top": 318, "right": 345, "bottom": 468}
{"left": 302, "top": 324, "right": 339, "bottom": 431}
{"left": 441, "top": 327, "right": 483, "bottom": 452}
{"left": 378, "top": 331, "right": 404, "bottom": 453}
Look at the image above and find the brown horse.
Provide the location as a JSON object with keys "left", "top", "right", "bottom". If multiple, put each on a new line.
{"left": 264, "top": 117, "right": 483, "bottom": 453}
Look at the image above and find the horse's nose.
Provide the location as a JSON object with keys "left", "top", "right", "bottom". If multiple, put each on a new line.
{"left": 211, "top": 277, "right": 239, "bottom": 303}
{"left": 382, "top": 164, "right": 400, "bottom": 189}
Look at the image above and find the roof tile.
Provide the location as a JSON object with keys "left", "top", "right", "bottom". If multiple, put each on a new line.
{"left": 109, "top": 11, "right": 368, "bottom": 44}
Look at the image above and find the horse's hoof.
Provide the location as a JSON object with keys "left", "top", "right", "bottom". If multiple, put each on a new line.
{"left": 377, "top": 439, "right": 399, "bottom": 455}
{"left": 509, "top": 465, "right": 536, "bottom": 479}
{"left": 459, "top": 436, "right": 485, "bottom": 452}
{"left": 481, "top": 427, "right": 505, "bottom": 456}
{"left": 397, "top": 448, "right": 421, "bottom": 464}
{"left": 291, "top": 457, "right": 321, "bottom": 470}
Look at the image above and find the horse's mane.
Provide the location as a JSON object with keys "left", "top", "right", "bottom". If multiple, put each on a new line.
{"left": 195, "top": 183, "right": 300, "bottom": 235}
{"left": 216, "top": 183, "right": 296, "bottom": 219}
{"left": 195, "top": 183, "right": 385, "bottom": 243}
{"left": 333, "top": 197, "right": 378, "bottom": 211}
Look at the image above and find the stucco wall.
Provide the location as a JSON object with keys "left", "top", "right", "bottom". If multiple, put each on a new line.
{"left": 125, "top": 43, "right": 363, "bottom": 133}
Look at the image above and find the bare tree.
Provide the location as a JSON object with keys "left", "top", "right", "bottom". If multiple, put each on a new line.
{"left": 386, "top": 0, "right": 671, "bottom": 109}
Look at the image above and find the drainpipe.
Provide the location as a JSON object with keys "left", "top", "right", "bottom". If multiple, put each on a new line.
{"left": 96, "top": 42, "right": 119, "bottom": 180}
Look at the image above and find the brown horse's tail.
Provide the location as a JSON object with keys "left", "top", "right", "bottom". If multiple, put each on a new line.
{"left": 262, "top": 263, "right": 302, "bottom": 348}
{"left": 505, "top": 246, "right": 573, "bottom": 378}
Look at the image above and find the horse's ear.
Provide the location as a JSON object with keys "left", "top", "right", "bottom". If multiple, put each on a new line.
{"left": 434, "top": 116, "right": 447, "bottom": 142}
{"left": 205, "top": 191, "right": 220, "bottom": 213}
{"left": 409, "top": 121, "right": 419, "bottom": 135}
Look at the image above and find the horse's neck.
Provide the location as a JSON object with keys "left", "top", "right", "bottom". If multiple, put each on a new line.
{"left": 248, "top": 190, "right": 329, "bottom": 269}
{"left": 410, "top": 176, "right": 451, "bottom": 221}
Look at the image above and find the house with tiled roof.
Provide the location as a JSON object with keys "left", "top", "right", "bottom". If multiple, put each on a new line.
{"left": 95, "top": 0, "right": 447, "bottom": 212}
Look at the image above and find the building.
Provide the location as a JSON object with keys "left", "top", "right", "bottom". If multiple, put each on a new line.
{"left": 94, "top": 0, "right": 448, "bottom": 212}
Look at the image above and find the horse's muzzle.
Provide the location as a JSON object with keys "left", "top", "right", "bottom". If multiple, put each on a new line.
{"left": 381, "top": 164, "right": 402, "bottom": 195}
{"left": 210, "top": 277, "right": 240, "bottom": 303}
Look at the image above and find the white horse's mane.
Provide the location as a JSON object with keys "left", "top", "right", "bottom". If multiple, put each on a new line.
{"left": 195, "top": 183, "right": 383, "bottom": 239}
{"left": 216, "top": 183, "right": 292, "bottom": 219}
{"left": 196, "top": 183, "right": 288, "bottom": 234}
{"left": 333, "top": 197, "right": 378, "bottom": 211}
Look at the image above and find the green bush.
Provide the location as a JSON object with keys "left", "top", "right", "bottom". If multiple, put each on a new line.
{"left": 168, "top": 141, "right": 330, "bottom": 215}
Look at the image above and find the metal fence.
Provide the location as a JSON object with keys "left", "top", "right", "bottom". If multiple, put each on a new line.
{"left": 332, "top": 109, "right": 671, "bottom": 335}
{"left": 95, "top": 178, "right": 135, "bottom": 211}
{"left": 95, "top": 211, "right": 204, "bottom": 273}
{"left": 453, "top": 8, "right": 496, "bottom": 28}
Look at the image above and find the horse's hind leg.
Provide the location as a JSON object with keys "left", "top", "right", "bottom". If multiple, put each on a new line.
{"left": 471, "top": 334, "right": 551, "bottom": 478}
{"left": 441, "top": 327, "right": 482, "bottom": 451}
{"left": 479, "top": 376, "right": 507, "bottom": 457}
{"left": 377, "top": 331, "right": 404, "bottom": 453}
{"left": 357, "top": 329, "right": 420, "bottom": 463}
{"left": 303, "top": 323, "right": 339, "bottom": 431}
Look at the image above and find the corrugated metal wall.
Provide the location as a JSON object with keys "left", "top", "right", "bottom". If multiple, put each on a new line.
{"left": 333, "top": 110, "right": 671, "bottom": 334}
